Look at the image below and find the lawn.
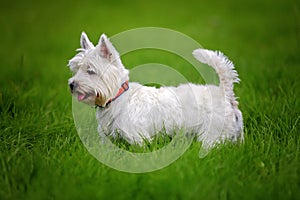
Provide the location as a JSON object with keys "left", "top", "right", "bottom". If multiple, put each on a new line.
{"left": 0, "top": 0, "right": 299, "bottom": 199}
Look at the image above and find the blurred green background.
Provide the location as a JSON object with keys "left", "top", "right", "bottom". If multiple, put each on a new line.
{"left": 0, "top": 0, "right": 299, "bottom": 199}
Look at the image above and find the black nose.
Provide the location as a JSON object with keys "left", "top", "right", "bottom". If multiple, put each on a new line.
{"left": 69, "top": 82, "right": 75, "bottom": 91}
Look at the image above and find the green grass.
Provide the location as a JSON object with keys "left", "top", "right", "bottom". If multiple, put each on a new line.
{"left": 1, "top": 0, "right": 300, "bottom": 199}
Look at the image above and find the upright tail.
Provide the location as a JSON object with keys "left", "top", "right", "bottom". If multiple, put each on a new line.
{"left": 192, "top": 49, "right": 240, "bottom": 106}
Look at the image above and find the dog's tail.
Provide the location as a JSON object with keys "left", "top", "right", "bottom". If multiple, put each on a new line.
{"left": 192, "top": 49, "right": 240, "bottom": 106}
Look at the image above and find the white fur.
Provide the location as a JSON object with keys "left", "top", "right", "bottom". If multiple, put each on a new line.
{"left": 68, "top": 32, "right": 243, "bottom": 149}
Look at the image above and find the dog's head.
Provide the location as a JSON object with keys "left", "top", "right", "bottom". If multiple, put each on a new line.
{"left": 68, "top": 32, "right": 129, "bottom": 107}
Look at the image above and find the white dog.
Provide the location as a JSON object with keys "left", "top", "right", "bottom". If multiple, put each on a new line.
{"left": 68, "top": 32, "right": 243, "bottom": 149}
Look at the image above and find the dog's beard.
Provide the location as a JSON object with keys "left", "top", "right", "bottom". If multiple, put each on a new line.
{"left": 71, "top": 84, "right": 95, "bottom": 105}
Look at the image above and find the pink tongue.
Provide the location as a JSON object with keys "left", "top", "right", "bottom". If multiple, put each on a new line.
{"left": 77, "top": 94, "right": 86, "bottom": 101}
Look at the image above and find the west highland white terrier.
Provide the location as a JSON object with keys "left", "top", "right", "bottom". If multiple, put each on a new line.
{"left": 68, "top": 32, "right": 243, "bottom": 150}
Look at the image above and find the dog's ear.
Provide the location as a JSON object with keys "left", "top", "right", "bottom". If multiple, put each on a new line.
{"left": 80, "top": 32, "right": 94, "bottom": 50}
{"left": 98, "top": 34, "right": 119, "bottom": 62}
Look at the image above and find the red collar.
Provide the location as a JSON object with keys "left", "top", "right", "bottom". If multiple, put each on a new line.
{"left": 95, "top": 80, "right": 129, "bottom": 108}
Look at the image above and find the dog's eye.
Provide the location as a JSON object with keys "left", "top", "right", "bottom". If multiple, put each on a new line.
{"left": 87, "top": 68, "right": 96, "bottom": 75}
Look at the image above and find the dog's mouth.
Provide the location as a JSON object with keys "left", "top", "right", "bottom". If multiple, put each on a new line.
{"left": 76, "top": 93, "right": 90, "bottom": 101}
